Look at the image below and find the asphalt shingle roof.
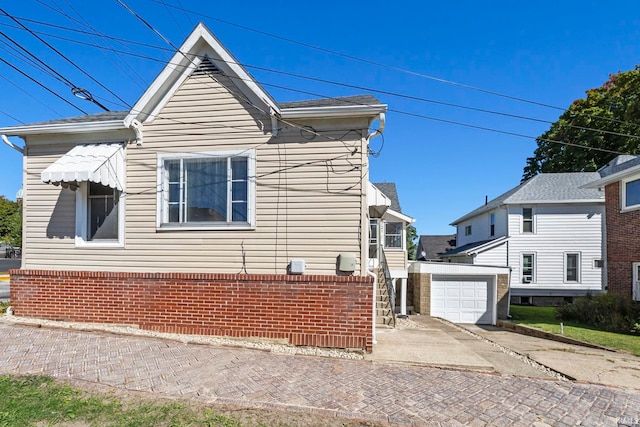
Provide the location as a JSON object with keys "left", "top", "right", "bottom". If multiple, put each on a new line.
{"left": 280, "top": 95, "right": 382, "bottom": 109}
{"left": 22, "top": 111, "right": 128, "bottom": 127}
{"left": 416, "top": 235, "right": 456, "bottom": 261}
{"left": 452, "top": 173, "right": 603, "bottom": 225}
{"left": 598, "top": 155, "right": 640, "bottom": 178}
{"left": 372, "top": 182, "right": 402, "bottom": 212}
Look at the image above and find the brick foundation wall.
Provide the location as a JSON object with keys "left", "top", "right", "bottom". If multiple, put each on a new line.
{"left": 408, "top": 272, "right": 430, "bottom": 314}
{"left": 8, "top": 270, "right": 374, "bottom": 352}
{"left": 496, "top": 274, "right": 510, "bottom": 320}
{"left": 605, "top": 183, "right": 639, "bottom": 297}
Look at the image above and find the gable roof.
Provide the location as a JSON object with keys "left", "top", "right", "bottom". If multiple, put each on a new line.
{"left": 372, "top": 182, "right": 402, "bottom": 212}
{"left": 440, "top": 236, "right": 507, "bottom": 257}
{"left": 416, "top": 234, "right": 456, "bottom": 261}
{"left": 451, "top": 173, "right": 604, "bottom": 225}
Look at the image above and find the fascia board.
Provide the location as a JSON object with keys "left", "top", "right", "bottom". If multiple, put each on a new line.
{"left": 281, "top": 104, "right": 387, "bottom": 119}
{"left": 503, "top": 199, "right": 604, "bottom": 204}
{"left": 385, "top": 208, "right": 415, "bottom": 224}
{"left": 581, "top": 167, "right": 640, "bottom": 189}
{"left": 0, "top": 120, "right": 127, "bottom": 136}
{"left": 126, "top": 23, "right": 279, "bottom": 125}
{"left": 468, "top": 237, "right": 508, "bottom": 255}
{"left": 450, "top": 204, "right": 505, "bottom": 226}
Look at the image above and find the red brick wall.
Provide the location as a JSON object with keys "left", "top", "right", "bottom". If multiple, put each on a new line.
{"left": 605, "top": 183, "right": 640, "bottom": 296}
{"left": 8, "top": 270, "right": 374, "bottom": 352}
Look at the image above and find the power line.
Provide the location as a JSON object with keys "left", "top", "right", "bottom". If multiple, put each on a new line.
{"left": 0, "top": 7, "right": 121, "bottom": 111}
{"left": 0, "top": 55, "right": 88, "bottom": 114}
{"left": 0, "top": 70, "right": 65, "bottom": 117}
{"left": 5, "top": 16, "right": 639, "bottom": 141}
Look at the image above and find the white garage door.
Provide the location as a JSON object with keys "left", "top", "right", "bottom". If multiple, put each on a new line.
{"left": 431, "top": 276, "right": 493, "bottom": 324}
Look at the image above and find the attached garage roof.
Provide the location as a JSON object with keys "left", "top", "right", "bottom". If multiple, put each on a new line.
{"left": 41, "top": 143, "right": 125, "bottom": 191}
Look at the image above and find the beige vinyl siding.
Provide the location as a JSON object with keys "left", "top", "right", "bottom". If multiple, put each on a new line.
{"left": 384, "top": 249, "right": 407, "bottom": 271}
{"left": 23, "top": 72, "right": 370, "bottom": 275}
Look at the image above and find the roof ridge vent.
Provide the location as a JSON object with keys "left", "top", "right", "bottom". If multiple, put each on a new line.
{"left": 192, "top": 57, "right": 221, "bottom": 76}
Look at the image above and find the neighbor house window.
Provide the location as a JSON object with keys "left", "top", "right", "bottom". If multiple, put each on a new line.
{"left": 369, "top": 219, "right": 378, "bottom": 258}
{"left": 522, "top": 207, "right": 534, "bottom": 233}
{"left": 594, "top": 259, "right": 604, "bottom": 268}
{"left": 522, "top": 253, "right": 535, "bottom": 283}
{"left": 464, "top": 225, "right": 472, "bottom": 236}
{"left": 158, "top": 150, "right": 255, "bottom": 229}
{"left": 75, "top": 182, "right": 124, "bottom": 247}
{"left": 490, "top": 213, "right": 495, "bottom": 236}
{"left": 565, "top": 253, "right": 580, "bottom": 283}
{"left": 622, "top": 178, "right": 640, "bottom": 210}
{"left": 384, "top": 222, "right": 403, "bottom": 249}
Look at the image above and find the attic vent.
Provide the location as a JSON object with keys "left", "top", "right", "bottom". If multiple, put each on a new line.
{"left": 192, "top": 57, "right": 221, "bottom": 76}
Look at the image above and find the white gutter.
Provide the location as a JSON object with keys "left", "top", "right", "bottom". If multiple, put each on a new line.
{"left": 0, "top": 120, "right": 127, "bottom": 136}
{"left": 1, "top": 134, "right": 23, "bottom": 153}
{"left": 281, "top": 105, "right": 387, "bottom": 119}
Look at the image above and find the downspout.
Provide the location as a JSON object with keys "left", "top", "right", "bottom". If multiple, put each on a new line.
{"left": 1, "top": 134, "right": 23, "bottom": 153}
{"left": 366, "top": 112, "right": 385, "bottom": 140}
{"left": 270, "top": 107, "right": 279, "bottom": 137}
{"left": 129, "top": 119, "right": 143, "bottom": 146}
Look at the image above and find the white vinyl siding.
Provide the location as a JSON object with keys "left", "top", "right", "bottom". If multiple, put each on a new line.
{"left": 22, "top": 72, "right": 370, "bottom": 275}
{"left": 474, "top": 242, "right": 507, "bottom": 266}
{"left": 507, "top": 204, "right": 604, "bottom": 293}
{"left": 456, "top": 208, "right": 507, "bottom": 247}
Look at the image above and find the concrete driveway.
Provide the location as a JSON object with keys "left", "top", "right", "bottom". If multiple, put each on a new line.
{"left": 367, "top": 315, "right": 640, "bottom": 390}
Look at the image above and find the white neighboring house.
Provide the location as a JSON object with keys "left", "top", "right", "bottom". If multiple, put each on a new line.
{"left": 441, "top": 173, "right": 605, "bottom": 304}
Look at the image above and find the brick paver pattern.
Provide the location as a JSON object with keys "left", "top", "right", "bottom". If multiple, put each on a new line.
{"left": 0, "top": 323, "right": 639, "bottom": 426}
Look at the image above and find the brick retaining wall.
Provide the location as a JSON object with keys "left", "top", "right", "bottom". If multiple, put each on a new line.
{"left": 9, "top": 270, "right": 374, "bottom": 352}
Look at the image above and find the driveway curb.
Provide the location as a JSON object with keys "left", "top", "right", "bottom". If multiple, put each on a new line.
{"left": 497, "top": 320, "right": 615, "bottom": 351}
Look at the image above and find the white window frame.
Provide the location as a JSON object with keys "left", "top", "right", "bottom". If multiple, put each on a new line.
{"left": 369, "top": 219, "right": 379, "bottom": 259}
{"left": 633, "top": 262, "right": 640, "bottom": 301}
{"left": 564, "top": 252, "right": 581, "bottom": 283}
{"left": 156, "top": 150, "right": 256, "bottom": 231}
{"left": 75, "top": 182, "right": 125, "bottom": 248}
{"left": 522, "top": 207, "right": 534, "bottom": 233}
{"left": 521, "top": 252, "right": 536, "bottom": 284}
{"left": 621, "top": 176, "right": 640, "bottom": 212}
{"left": 464, "top": 225, "right": 472, "bottom": 236}
{"left": 383, "top": 221, "right": 404, "bottom": 250}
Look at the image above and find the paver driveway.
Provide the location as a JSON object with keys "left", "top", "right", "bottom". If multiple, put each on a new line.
{"left": 0, "top": 322, "right": 639, "bottom": 426}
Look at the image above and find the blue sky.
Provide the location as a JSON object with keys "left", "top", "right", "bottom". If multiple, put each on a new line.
{"left": 1, "top": 1, "right": 639, "bottom": 235}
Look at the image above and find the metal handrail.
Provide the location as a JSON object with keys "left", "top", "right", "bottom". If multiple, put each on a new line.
{"left": 379, "top": 247, "right": 396, "bottom": 327}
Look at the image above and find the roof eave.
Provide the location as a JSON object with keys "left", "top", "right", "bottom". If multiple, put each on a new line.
{"left": 385, "top": 208, "right": 415, "bottom": 224}
{"left": 280, "top": 104, "right": 387, "bottom": 119}
{"left": 0, "top": 120, "right": 128, "bottom": 136}
{"left": 450, "top": 203, "right": 505, "bottom": 226}
{"left": 582, "top": 166, "right": 640, "bottom": 189}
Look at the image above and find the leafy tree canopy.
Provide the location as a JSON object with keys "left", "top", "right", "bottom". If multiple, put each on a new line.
{"left": 406, "top": 224, "right": 417, "bottom": 260}
{"left": 0, "top": 196, "right": 22, "bottom": 247}
{"left": 522, "top": 66, "right": 640, "bottom": 181}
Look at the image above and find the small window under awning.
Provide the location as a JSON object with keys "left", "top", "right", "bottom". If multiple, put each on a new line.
{"left": 41, "top": 143, "right": 125, "bottom": 191}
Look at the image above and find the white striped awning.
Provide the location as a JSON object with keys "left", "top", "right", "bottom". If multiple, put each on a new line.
{"left": 41, "top": 143, "right": 125, "bottom": 191}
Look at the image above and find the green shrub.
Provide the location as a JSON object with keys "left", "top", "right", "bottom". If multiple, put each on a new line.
{"left": 557, "top": 293, "right": 640, "bottom": 335}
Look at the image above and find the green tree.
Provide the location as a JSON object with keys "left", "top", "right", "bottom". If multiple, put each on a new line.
{"left": 522, "top": 66, "right": 640, "bottom": 181}
{"left": 0, "top": 196, "right": 22, "bottom": 247}
{"left": 406, "top": 224, "right": 418, "bottom": 260}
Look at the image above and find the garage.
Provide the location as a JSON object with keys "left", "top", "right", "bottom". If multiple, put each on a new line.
{"left": 408, "top": 262, "right": 511, "bottom": 325}
{"left": 431, "top": 276, "right": 492, "bottom": 324}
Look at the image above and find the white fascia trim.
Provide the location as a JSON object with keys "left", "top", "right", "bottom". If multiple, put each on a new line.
{"left": 504, "top": 199, "right": 604, "bottom": 205}
{"left": 384, "top": 208, "right": 415, "bottom": 224}
{"left": 0, "top": 120, "right": 127, "bottom": 136}
{"left": 280, "top": 104, "right": 387, "bottom": 119}
{"left": 468, "top": 237, "right": 508, "bottom": 256}
{"left": 582, "top": 167, "right": 640, "bottom": 189}
{"left": 126, "top": 23, "right": 280, "bottom": 126}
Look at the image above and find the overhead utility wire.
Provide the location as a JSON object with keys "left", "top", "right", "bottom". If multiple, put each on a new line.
{"left": 0, "top": 7, "right": 123, "bottom": 110}
{"left": 6, "top": 19, "right": 638, "bottom": 142}
{"left": 153, "top": 0, "right": 640, "bottom": 130}
{"left": 0, "top": 72, "right": 64, "bottom": 117}
{"left": 0, "top": 55, "right": 87, "bottom": 114}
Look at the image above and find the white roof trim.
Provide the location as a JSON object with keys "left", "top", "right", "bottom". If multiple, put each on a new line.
{"left": 504, "top": 199, "right": 604, "bottom": 205}
{"left": 0, "top": 120, "right": 127, "bottom": 136}
{"left": 367, "top": 182, "right": 391, "bottom": 208}
{"left": 582, "top": 165, "right": 640, "bottom": 189}
{"left": 384, "top": 208, "right": 415, "bottom": 224}
{"left": 467, "top": 236, "right": 508, "bottom": 256}
{"left": 41, "top": 143, "right": 125, "bottom": 191}
{"left": 126, "top": 23, "right": 280, "bottom": 125}
{"left": 281, "top": 104, "right": 387, "bottom": 119}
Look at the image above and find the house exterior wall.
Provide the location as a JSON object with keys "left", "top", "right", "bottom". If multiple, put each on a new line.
{"left": 604, "top": 181, "right": 640, "bottom": 296}
{"left": 455, "top": 207, "right": 507, "bottom": 247}
{"left": 506, "top": 203, "right": 604, "bottom": 296}
{"left": 9, "top": 269, "right": 373, "bottom": 352}
{"left": 474, "top": 242, "right": 508, "bottom": 266}
{"left": 22, "top": 73, "right": 371, "bottom": 276}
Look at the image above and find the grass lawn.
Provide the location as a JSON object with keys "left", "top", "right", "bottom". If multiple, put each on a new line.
{"left": 509, "top": 305, "right": 640, "bottom": 357}
{"left": 0, "top": 374, "right": 382, "bottom": 427}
